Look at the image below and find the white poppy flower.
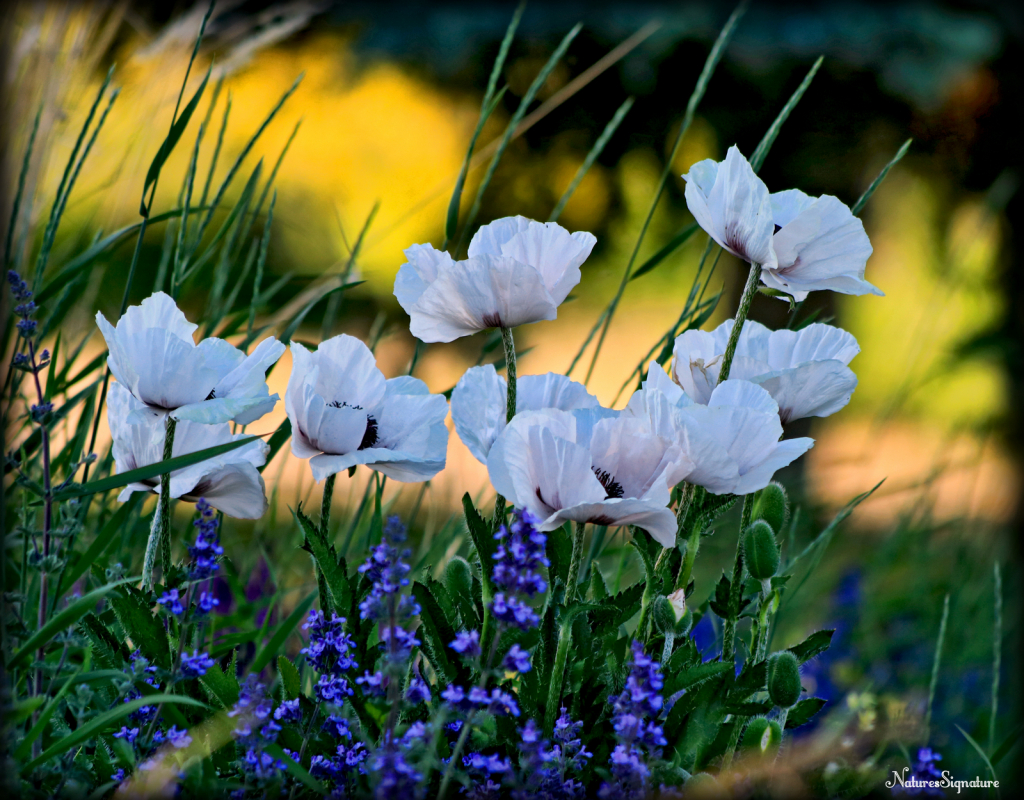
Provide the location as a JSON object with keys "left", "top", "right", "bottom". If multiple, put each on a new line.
{"left": 96, "top": 292, "right": 284, "bottom": 426}
{"left": 108, "top": 383, "right": 269, "bottom": 519}
{"left": 285, "top": 334, "right": 448, "bottom": 482}
{"left": 486, "top": 408, "right": 689, "bottom": 546}
{"left": 672, "top": 319, "right": 860, "bottom": 422}
{"left": 394, "top": 216, "right": 596, "bottom": 343}
{"left": 450, "top": 364, "right": 600, "bottom": 464}
{"left": 682, "top": 146, "right": 778, "bottom": 268}
{"left": 677, "top": 380, "right": 813, "bottom": 495}
{"left": 763, "top": 189, "right": 882, "bottom": 300}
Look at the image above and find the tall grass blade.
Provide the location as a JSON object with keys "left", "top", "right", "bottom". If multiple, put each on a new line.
{"left": 248, "top": 191, "right": 276, "bottom": 337}
{"left": 4, "top": 104, "right": 41, "bottom": 268}
{"left": 749, "top": 56, "right": 823, "bottom": 172}
{"left": 443, "top": 2, "right": 523, "bottom": 247}
{"left": 574, "top": 1, "right": 746, "bottom": 381}
{"left": 851, "top": 138, "right": 912, "bottom": 215}
{"left": 628, "top": 221, "right": 698, "bottom": 282}
{"left": 242, "top": 118, "right": 301, "bottom": 244}
{"left": 12, "top": 669, "right": 81, "bottom": 761}
{"left": 250, "top": 590, "right": 317, "bottom": 673}
{"left": 955, "top": 725, "right": 1000, "bottom": 790}
{"left": 924, "top": 593, "right": 950, "bottom": 738}
{"left": 990, "top": 561, "right": 1002, "bottom": 752}
{"left": 457, "top": 23, "right": 583, "bottom": 252}
{"left": 32, "top": 68, "right": 116, "bottom": 289}
{"left": 200, "top": 88, "right": 231, "bottom": 212}
{"left": 549, "top": 96, "right": 634, "bottom": 223}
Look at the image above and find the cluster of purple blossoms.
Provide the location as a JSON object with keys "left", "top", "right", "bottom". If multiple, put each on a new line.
{"left": 301, "top": 609, "right": 358, "bottom": 704}
{"left": 460, "top": 752, "right": 511, "bottom": 800}
{"left": 491, "top": 510, "right": 548, "bottom": 629}
{"left": 179, "top": 649, "right": 215, "bottom": 679}
{"left": 227, "top": 676, "right": 299, "bottom": 790}
{"left": 512, "top": 712, "right": 592, "bottom": 800}
{"left": 892, "top": 748, "right": 945, "bottom": 797}
{"left": 598, "top": 641, "right": 667, "bottom": 800}
{"left": 356, "top": 516, "right": 421, "bottom": 696}
{"left": 440, "top": 685, "right": 521, "bottom": 718}
{"left": 309, "top": 714, "right": 369, "bottom": 793}
{"left": 189, "top": 499, "right": 224, "bottom": 579}
{"left": 8, "top": 270, "right": 38, "bottom": 339}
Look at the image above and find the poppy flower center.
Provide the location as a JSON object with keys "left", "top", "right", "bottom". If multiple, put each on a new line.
{"left": 328, "top": 400, "right": 379, "bottom": 450}
{"left": 592, "top": 467, "right": 624, "bottom": 499}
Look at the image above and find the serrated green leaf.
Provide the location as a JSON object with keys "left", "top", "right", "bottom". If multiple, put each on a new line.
{"left": 296, "top": 507, "right": 349, "bottom": 616}
{"left": 108, "top": 584, "right": 171, "bottom": 668}
{"left": 412, "top": 581, "right": 457, "bottom": 686}
{"left": 13, "top": 670, "right": 81, "bottom": 761}
{"left": 199, "top": 658, "right": 239, "bottom": 709}
{"left": 664, "top": 660, "right": 733, "bottom": 697}
{"left": 279, "top": 656, "right": 301, "bottom": 700}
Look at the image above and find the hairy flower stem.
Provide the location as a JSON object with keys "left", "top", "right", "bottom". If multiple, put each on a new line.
{"left": 543, "top": 521, "right": 586, "bottom": 732}
{"left": 287, "top": 698, "right": 323, "bottom": 800}
{"left": 721, "top": 495, "right": 752, "bottom": 663}
{"left": 143, "top": 417, "right": 177, "bottom": 591}
{"left": 719, "top": 262, "right": 762, "bottom": 382}
{"left": 320, "top": 473, "right": 336, "bottom": 537}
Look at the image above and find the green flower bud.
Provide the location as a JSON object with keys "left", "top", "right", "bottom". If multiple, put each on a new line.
{"left": 752, "top": 482, "right": 789, "bottom": 534}
{"left": 443, "top": 556, "right": 473, "bottom": 600}
{"left": 767, "top": 651, "right": 802, "bottom": 709}
{"left": 741, "top": 717, "right": 783, "bottom": 756}
{"left": 667, "top": 588, "right": 693, "bottom": 634}
{"left": 743, "top": 520, "right": 780, "bottom": 581}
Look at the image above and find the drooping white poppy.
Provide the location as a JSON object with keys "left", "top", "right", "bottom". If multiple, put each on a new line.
{"left": 286, "top": 334, "right": 448, "bottom": 482}
{"left": 486, "top": 408, "right": 689, "bottom": 546}
{"left": 677, "top": 380, "right": 814, "bottom": 495}
{"left": 762, "top": 189, "right": 881, "bottom": 300}
{"left": 108, "top": 383, "right": 269, "bottom": 518}
{"left": 96, "top": 292, "right": 284, "bottom": 426}
{"left": 682, "top": 146, "right": 778, "bottom": 268}
{"left": 394, "top": 216, "right": 596, "bottom": 343}
{"left": 450, "top": 364, "right": 600, "bottom": 464}
{"left": 672, "top": 319, "right": 860, "bottom": 423}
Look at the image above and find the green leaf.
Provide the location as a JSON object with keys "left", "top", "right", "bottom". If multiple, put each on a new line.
{"left": 991, "top": 722, "right": 1023, "bottom": 767}
{"left": 199, "top": 659, "right": 239, "bottom": 709}
{"left": 546, "top": 525, "right": 573, "bottom": 591}
{"left": 786, "top": 629, "right": 835, "bottom": 664}
{"left": 263, "top": 742, "right": 325, "bottom": 794}
{"left": 79, "top": 614, "right": 128, "bottom": 669}
{"left": 250, "top": 590, "right": 317, "bottom": 674}
{"left": 259, "top": 415, "right": 291, "bottom": 473}
{"left": 630, "top": 222, "right": 699, "bottom": 281}
{"left": 785, "top": 697, "right": 827, "bottom": 729}
{"left": 21, "top": 694, "right": 208, "bottom": 775}
{"left": 141, "top": 67, "right": 212, "bottom": 216}
{"left": 955, "top": 724, "right": 999, "bottom": 783}
{"left": 108, "top": 584, "right": 171, "bottom": 668}
{"left": 412, "top": 580, "right": 457, "bottom": 686}
{"left": 665, "top": 661, "right": 733, "bottom": 696}
{"left": 297, "top": 507, "right": 349, "bottom": 616}
{"left": 279, "top": 656, "right": 301, "bottom": 700}
{"left": 709, "top": 573, "right": 731, "bottom": 619}
{"left": 54, "top": 434, "right": 266, "bottom": 500}
{"left": 9, "top": 578, "right": 138, "bottom": 668}
{"left": 280, "top": 282, "right": 363, "bottom": 345}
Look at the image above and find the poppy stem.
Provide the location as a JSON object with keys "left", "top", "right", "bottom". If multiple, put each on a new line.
{"left": 721, "top": 494, "right": 752, "bottom": 663}
{"left": 565, "top": 521, "right": 587, "bottom": 602}
{"left": 320, "top": 473, "right": 336, "bottom": 537}
{"left": 143, "top": 416, "right": 177, "bottom": 591}
{"left": 719, "top": 261, "right": 762, "bottom": 381}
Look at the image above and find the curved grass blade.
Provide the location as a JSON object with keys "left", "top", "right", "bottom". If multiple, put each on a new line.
{"left": 21, "top": 694, "right": 208, "bottom": 775}
{"left": 263, "top": 742, "right": 325, "bottom": 794}
{"left": 279, "top": 282, "right": 364, "bottom": 345}
{"left": 955, "top": 724, "right": 1000, "bottom": 791}
{"left": 629, "top": 221, "right": 699, "bottom": 282}
{"left": 249, "top": 590, "right": 317, "bottom": 674}
{"left": 749, "top": 56, "right": 823, "bottom": 172}
{"left": 851, "top": 138, "right": 912, "bottom": 215}
{"left": 56, "top": 495, "right": 143, "bottom": 598}
{"left": 571, "top": 1, "right": 746, "bottom": 380}
{"left": 550, "top": 96, "right": 634, "bottom": 223}
{"left": 4, "top": 104, "right": 41, "bottom": 268}
{"left": 458, "top": 23, "right": 583, "bottom": 252}
{"left": 924, "top": 593, "right": 950, "bottom": 737}
{"left": 8, "top": 577, "right": 138, "bottom": 668}
{"left": 248, "top": 192, "right": 276, "bottom": 337}
{"left": 54, "top": 434, "right": 267, "bottom": 500}
{"left": 990, "top": 561, "right": 1002, "bottom": 751}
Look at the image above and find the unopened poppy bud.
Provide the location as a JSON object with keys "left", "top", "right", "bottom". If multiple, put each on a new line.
{"left": 767, "top": 651, "right": 802, "bottom": 708}
{"left": 752, "top": 482, "right": 788, "bottom": 535}
{"left": 741, "top": 717, "right": 783, "bottom": 756}
{"left": 743, "top": 520, "right": 780, "bottom": 581}
{"left": 444, "top": 556, "right": 474, "bottom": 600}
{"left": 667, "top": 588, "right": 693, "bottom": 634}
